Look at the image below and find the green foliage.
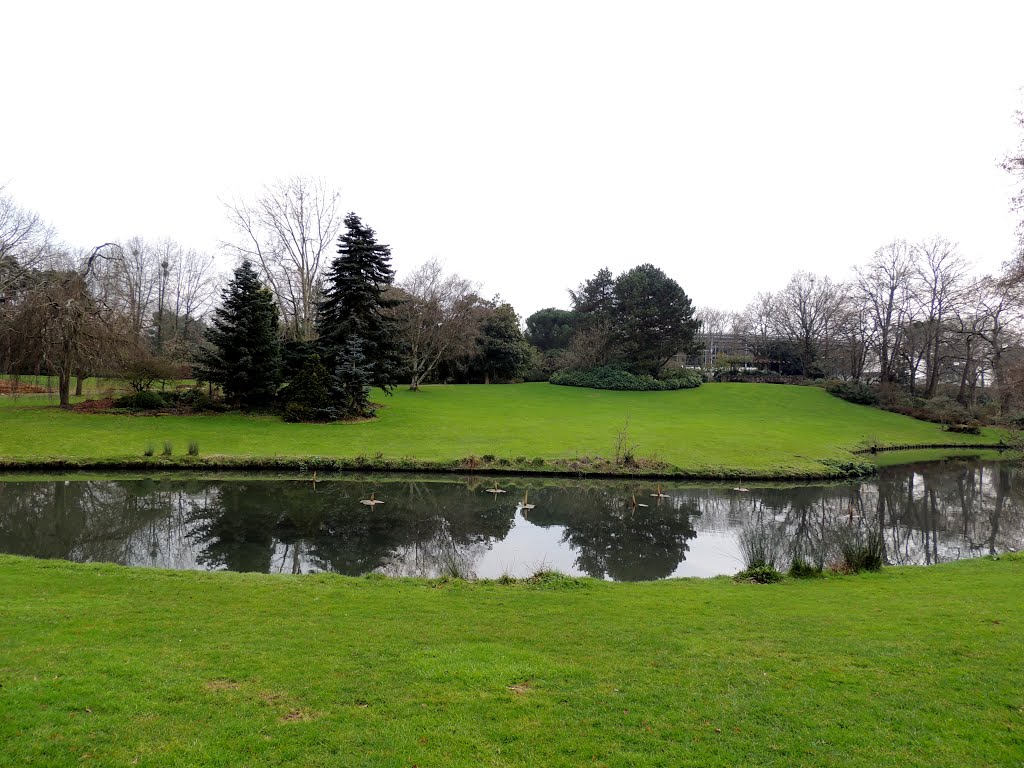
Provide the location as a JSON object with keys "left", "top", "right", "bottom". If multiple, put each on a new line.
{"left": 113, "top": 391, "right": 166, "bottom": 410}
{"left": 833, "top": 523, "right": 885, "bottom": 572}
{"left": 734, "top": 565, "right": 784, "bottom": 583}
{"left": 551, "top": 365, "right": 702, "bottom": 392}
{"left": 280, "top": 353, "right": 335, "bottom": 423}
{"left": 143, "top": 443, "right": 155, "bottom": 457}
{"left": 826, "top": 380, "right": 879, "bottom": 406}
{"left": 162, "top": 441, "right": 173, "bottom": 456}
{"left": 524, "top": 308, "right": 577, "bottom": 351}
{"left": 789, "top": 559, "right": 823, "bottom": 578}
{"left": 193, "top": 260, "right": 281, "bottom": 410}
{"left": 316, "top": 213, "right": 403, "bottom": 414}
{"left": 477, "top": 303, "right": 532, "bottom": 383}
{"left": 187, "top": 440, "right": 199, "bottom": 456}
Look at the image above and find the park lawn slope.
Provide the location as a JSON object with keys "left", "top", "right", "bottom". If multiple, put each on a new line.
{"left": 0, "top": 383, "right": 1001, "bottom": 478}
{"left": 0, "top": 554, "right": 1021, "bottom": 767}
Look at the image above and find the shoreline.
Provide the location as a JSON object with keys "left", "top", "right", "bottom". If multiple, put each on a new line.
{"left": 0, "top": 444, "right": 1011, "bottom": 481}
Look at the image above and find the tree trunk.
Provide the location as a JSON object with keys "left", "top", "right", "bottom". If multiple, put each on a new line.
{"left": 59, "top": 371, "right": 71, "bottom": 408}
{"left": 75, "top": 375, "right": 85, "bottom": 397}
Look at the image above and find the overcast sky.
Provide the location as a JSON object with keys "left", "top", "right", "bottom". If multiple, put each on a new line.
{"left": 3, "top": 1, "right": 1022, "bottom": 318}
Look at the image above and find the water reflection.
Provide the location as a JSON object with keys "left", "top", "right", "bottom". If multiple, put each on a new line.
{"left": 0, "top": 460, "right": 1021, "bottom": 580}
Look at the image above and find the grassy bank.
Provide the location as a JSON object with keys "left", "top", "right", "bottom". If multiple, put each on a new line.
{"left": 0, "top": 554, "right": 1021, "bottom": 767}
{"left": 0, "top": 383, "right": 1003, "bottom": 478}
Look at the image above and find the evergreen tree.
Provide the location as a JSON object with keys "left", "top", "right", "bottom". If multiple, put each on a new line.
{"left": 316, "top": 213, "right": 403, "bottom": 417}
{"left": 611, "top": 264, "right": 700, "bottom": 376}
{"left": 477, "top": 303, "right": 531, "bottom": 383}
{"left": 280, "top": 353, "right": 334, "bottom": 422}
{"left": 194, "top": 260, "right": 281, "bottom": 409}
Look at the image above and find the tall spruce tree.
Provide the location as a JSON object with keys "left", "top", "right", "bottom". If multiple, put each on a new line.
{"left": 194, "top": 260, "right": 281, "bottom": 409}
{"left": 316, "top": 213, "right": 403, "bottom": 417}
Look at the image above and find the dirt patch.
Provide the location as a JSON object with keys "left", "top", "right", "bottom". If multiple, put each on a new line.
{"left": 202, "top": 679, "right": 242, "bottom": 692}
{"left": 279, "top": 709, "right": 317, "bottom": 723}
{"left": 70, "top": 398, "right": 116, "bottom": 413}
{"left": 507, "top": 681, "right": 532, "bottom": 695}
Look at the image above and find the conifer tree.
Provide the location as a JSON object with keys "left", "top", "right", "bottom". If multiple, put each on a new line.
{"left": 316, "top": 213, "right": 403, "bottom": 417}
{"left": 194, "top": 260, "right": 281, "bottom": 409}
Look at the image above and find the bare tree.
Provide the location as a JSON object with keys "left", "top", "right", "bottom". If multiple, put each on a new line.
{"left": 912, "top": 237, "right": 969, "bottom": 397}
{"left": 222, "top": 177, "right": 343, "bottom": 341}
{"left": 855, "top": 240, "right": 917, "bottom": 386}
{"left": 393, "top": 259, "right": 483, "bottom": 390}
{"left": 774, "top": 271, "right": 844, "bottom": 376}
{"left": 10, "top": 244, "right": 121, "bottom": 406}
{"left": 0, "top": 187, "right": 57, "bottom": 299}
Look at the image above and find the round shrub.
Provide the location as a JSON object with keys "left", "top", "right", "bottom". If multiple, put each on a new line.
{"left": 113, "top": 391, "right": 166, "bottom": 410}
{"left": 826, "top": 380, "right": 878, "bottom": 406}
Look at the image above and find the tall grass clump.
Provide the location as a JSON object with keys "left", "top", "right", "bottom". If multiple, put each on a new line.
{"left": 162, "top": 441, "right": 173, "bottom": 457}
{"left": 735, "top": 520, "right": 787, "bottom": 582}
{"left": 187, "top": 440, "right": 199, "bottom": 456}
{"left": 832, "top": 519, "right": 885, "bottom": 572}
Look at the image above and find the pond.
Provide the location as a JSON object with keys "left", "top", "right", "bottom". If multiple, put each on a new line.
{"left": 1, "top": 459, "right": 1021, "bottom": 581}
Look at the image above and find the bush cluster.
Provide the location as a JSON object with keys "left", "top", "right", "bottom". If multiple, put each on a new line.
{"left": 550, "top": 366, "right": 702, "bottom": 392}
{"left": 825, "top": 380, "right": 879, "bottom": 406}
{"left": 113, "top": 391, "right": 167, "bottom": 410}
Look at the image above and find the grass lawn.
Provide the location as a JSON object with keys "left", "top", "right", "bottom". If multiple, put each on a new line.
{"left": 0, "top": 554, "right": 1020, "bottom": 767}
{"left": 0, "top": 383, "right": 1001, "bottom": 477}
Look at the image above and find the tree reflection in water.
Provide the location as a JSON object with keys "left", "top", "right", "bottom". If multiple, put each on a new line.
{"left": 0, "top": 460, "right": 1021, "bottom": 579}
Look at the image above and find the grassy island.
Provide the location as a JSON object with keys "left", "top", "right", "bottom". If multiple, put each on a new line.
{"left": 0, "top": 382, "right": 1002, "bottom": 479}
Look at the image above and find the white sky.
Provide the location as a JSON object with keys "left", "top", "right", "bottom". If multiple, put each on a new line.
{"left": 2, "top": 1, "right": 1022, "bottom": 318}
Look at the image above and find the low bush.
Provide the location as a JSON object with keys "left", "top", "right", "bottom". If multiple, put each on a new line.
{"left": 789, "top": 559, "right": 823, "bottom": 578}
{"left": 826, "top": 380, "right": 878, "bottom": 406}
{"left": 944, "top": 423, "right": 981, "bottom": 435}
{"left": 737, "top": 521, "right": 786, "bottom": 571}
{"left": 734, "top": 565, "right": 784, "bottom": 584}
{"left": 113, "top": 391, "right": 167, "bottom": 410}
{"left": 550, "top": 365, "right": 702, "bottom": 392}
{"left": 833, "top": 522, "right": 884, "bottom": 572}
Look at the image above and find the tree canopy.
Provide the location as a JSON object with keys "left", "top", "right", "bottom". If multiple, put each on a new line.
{"left": 194, "top": 260, "right": 281, "bottom": 409}
{"left": 315, "top": 213, "right": 403, "bottom": 417}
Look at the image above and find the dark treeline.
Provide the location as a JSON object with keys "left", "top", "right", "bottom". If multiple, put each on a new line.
{"left": 2, "top": 103, "right": 1024, "bottom": 419}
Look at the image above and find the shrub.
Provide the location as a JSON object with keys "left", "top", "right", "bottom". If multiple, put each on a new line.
{"left": 789, "top": 559, "right": 823, "bottom": 579}
{"left": 832, "top": 522, "right": 884, "bottom": 572}
{"left": 826, "top": 380, "right": 878, "bottom": 406}
{"left": 143, "top": 443, "right": 155, "bottom": 457}
{"left": 734, "top": 565, "right": 784, "bottom": 584}
{"left": 187, "top": 440, "right": 200, "bottom": 456}
{"left": 737, "top": 521, "right": 786, "bottom": 571}
{"left": 550, "top": 365, "right": 702, "bottom": 392}
{"left": 944, "top": 423, "right": 981, "bottom": 435}
{"left": 113, "top": 391, "right": 167, "bottom": 410}
{"left": 162, "top": 441, "right": 173, "bottom": 457}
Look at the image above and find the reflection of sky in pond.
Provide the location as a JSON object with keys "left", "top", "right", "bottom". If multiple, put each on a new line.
{"left": 1, "top": 459, "right": 1021, "bottom": 581}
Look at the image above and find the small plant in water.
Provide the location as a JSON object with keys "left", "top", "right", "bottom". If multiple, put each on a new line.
{"left": 187, "top": 440, "right": 199, "bottom": 456}
{"left": 143, "top": 443, "right": 155, "bottom": 457}
{"left": 832, "top": 520, "right": 884, "bottom": 572}
{"left": 737, "top": 520, "right": 786, "bottom": 571}
{"left": 162, "top": 441, "right": 173, "bottom": 456}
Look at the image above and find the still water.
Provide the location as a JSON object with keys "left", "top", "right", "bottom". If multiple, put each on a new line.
{"left": 1, "top": 460, "right": 1021, "bottom": 581}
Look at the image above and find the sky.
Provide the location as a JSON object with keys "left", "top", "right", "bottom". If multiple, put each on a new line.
{"left": 2, "top": 1, "right": 1023, "bottom": 319}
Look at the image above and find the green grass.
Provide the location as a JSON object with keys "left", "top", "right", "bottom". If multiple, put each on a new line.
{"left": 0, "top": 383, "right": 1001, "bottom": 477}
{"left": 0, "top": 554, "right": 1021, "bottom": 767}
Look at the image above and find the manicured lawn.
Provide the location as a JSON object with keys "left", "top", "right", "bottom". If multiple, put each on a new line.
{"left": 0, "top": 554, "right": 1020, "bottom": 767}
{"left": 0, "top": 383, "right": 1000, "bottom": 477}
